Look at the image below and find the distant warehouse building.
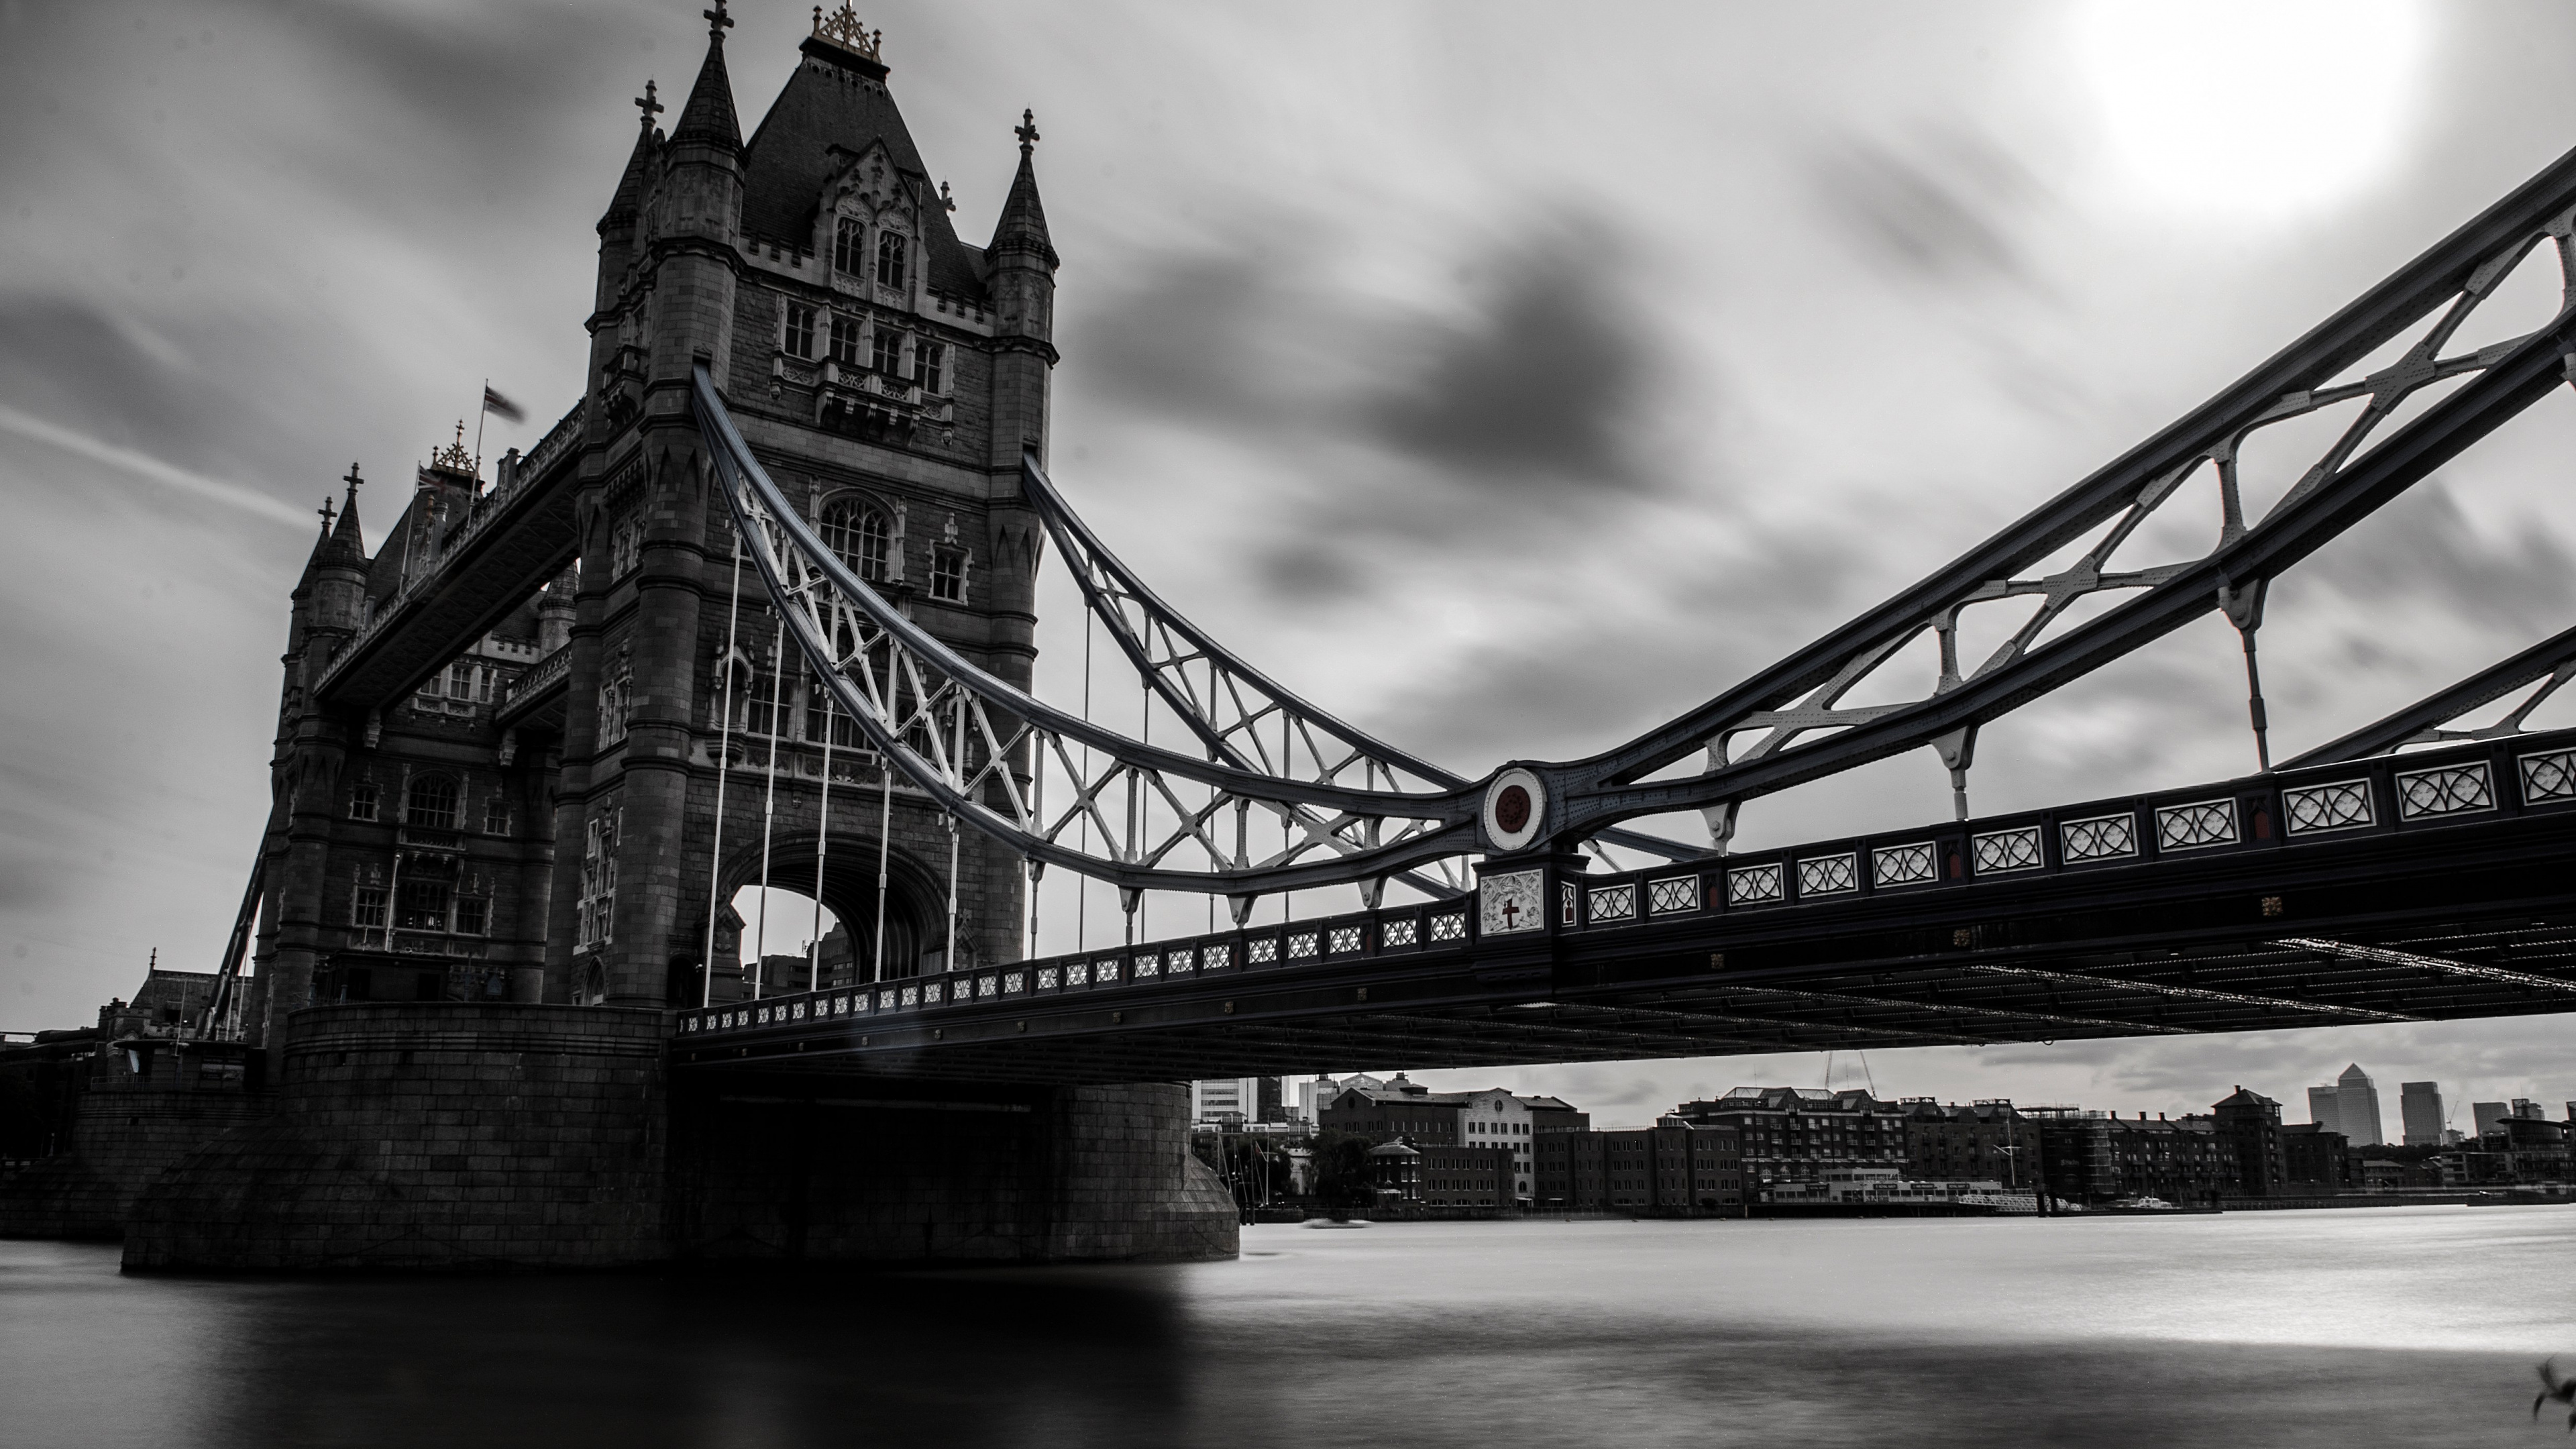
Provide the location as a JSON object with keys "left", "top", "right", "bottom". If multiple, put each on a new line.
{"left": 1668, "top": 1087, "right": 1910, "bottom": 1195}
{"left": 1320, "top": 1075, "right": 1587, "bottom": 1204}
{"left": 1534, "top": 1118, "right": 1744, "bottom": 1214}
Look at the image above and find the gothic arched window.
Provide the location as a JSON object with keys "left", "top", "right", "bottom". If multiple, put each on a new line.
{"left": 405, "top": 774, "right": 460, "bottom": 830}
{"left": 833, "top": 215, "right": 865, "bottom": 275}
{"left": 820, "top": 497, "right": 891, "bottom": 582}
{"left": 876, "top": 231, "right": 908, "bottom": 289}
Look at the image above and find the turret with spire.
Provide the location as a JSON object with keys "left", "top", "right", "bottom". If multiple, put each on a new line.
{"left": 985, "top": 107, "right": 1059, "bottom": 470}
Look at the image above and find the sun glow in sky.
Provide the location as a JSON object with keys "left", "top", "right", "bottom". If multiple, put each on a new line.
{"left": 2074, "top": 0, "right": 2429, "bottom": 221}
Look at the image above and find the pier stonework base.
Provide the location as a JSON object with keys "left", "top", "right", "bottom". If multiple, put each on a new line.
{"left": 669, "top": 1076, "right": 1239, "bottom": 1263}
{"left": 124, "top": 1004, "right": 1238, "bottom": 1271}
{"left": 0, "top": 1055, "right": 271, "bottom": 1242}
{"left": 125, "top": 1004, "right": 670, "bottom": 1271}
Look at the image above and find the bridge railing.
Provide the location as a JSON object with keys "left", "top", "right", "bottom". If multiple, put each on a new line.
{"left": 672, "top": 726, "right": 2576, "bottom": 1042}
{"left": 676, "top": 894, "right": 1473, "bottom": 1040}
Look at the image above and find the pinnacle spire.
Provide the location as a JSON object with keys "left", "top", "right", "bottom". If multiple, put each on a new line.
{"left": 671, "top": 3, "right": 741, "bottom": 151}
{"left": 600, "top": 83, "right": 662, "bottom": 229}
{"left": 989, "top": 110, "right": 1056, "bottom": 269}
{"left": 325, "top": 462, "right": 368, "bottom": 564}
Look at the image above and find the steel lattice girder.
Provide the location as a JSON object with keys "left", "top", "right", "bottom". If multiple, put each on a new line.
{"left": 696, "top": 364, "right": 1486, "bottom": 896}
{"left": 699, "top": 142, "right": 2576, "bottom": 894}
{"left": 1552, "top": 156, "right": 2576, "bottom": 836}
{"left": 2284, "top": 622, "right": 2576, "bottom": 767}
{"left": 1016, "top": 453, "right": 1701, "bottom": 871}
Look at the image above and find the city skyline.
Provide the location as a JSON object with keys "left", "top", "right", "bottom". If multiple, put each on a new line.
{"left": 1224, "top": 1064, "right": 2569, "bottom": 1138}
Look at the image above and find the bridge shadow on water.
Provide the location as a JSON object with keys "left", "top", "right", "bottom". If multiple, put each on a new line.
{"left": 3, "top": 1212, "right": 2567, "bottom": 1448}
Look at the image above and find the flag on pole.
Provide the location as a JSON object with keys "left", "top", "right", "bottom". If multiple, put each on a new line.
{"left": 482, "top": 386, "right": 525, "bottom": 424}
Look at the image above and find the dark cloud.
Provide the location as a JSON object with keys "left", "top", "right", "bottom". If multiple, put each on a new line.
{"left": 1366, "top": 223, "right": 1653, "bottom": 491}
{"left": 1364, "top": 528, "right": 1872, "bottom": 770}
{"left": 1065, "top": 215, "right": 1676, "bottom": 610}
{"left": 1070, "top": 243, "right": 1312, "bottom": 429}
{"left": 2302, "top": 480, "right": 2576, "bottom": 632}
{"left": 1812, "top": 130, "right": 2044, "bottom": 284}
{"left": 0, "top": 300, "right": 233, "bottom": 461}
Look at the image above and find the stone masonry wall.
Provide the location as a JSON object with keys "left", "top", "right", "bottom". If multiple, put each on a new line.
{"left": 125, "top": 1004, "right": 668, "bottom": 1271}
{"left": 0, "top": 1053, "right": 272, "bottom": 1242}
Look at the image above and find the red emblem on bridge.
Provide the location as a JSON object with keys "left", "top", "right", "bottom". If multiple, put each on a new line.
{"left": 1482, "top": 767, "right": 1546, "bottom": 853}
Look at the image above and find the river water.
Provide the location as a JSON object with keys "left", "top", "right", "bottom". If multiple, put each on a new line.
{"left": 3, "top": 1205, "right": 2569, "bottom": 1448}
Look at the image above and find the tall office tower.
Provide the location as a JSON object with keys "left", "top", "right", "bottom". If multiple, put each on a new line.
{"left": 2306, "top": 1084, "right": 2346, "bottom": 1137}
{"left": 2511, "top": 1098, "right": 2546, "bottom": 1120}
{"left": 2472, "top": 1102, "right": 2509, "bottom": 1138}
{"left": 2399, "top": 1081, "right": 2445, "bottom": 1146}
{"left": 2334, "top": 1063, "right": 2384, "bottom": 1144}
{"left": 1191, "top": 1078, "right": 1261, "bottom": 1124}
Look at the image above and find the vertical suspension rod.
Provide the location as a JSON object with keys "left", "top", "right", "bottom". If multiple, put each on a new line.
{"left": 751, "top": 614, "right": 786, "bottom": 998}
{"left": 943, "top": 692, "right": 963, "bottom": 975}
{"left": 699, "top": 531, "right": 745, "bottom": 1008}
{"left": 810, "top": 678, "right": 834, "bottom": 991}
{"left": 873, "top": 761, "right": 892, "bottom": 983}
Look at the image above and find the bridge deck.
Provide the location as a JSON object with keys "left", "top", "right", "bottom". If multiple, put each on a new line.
{"left": 673, "top": 732, "right": 2576, "bottom": 1084}
{"left": 314, "top": 404, "right": 584, "bottom": 710}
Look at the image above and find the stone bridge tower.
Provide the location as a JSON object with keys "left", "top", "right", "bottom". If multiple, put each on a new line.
{"left": 112, "top": 9, "right": 1233, "bottom": 1272}
{"left": 242, "top": 9, "right": 1061, "bottom": 1043}
{"left": 561, "top": 8, "right": 1057, "bottom": 1010}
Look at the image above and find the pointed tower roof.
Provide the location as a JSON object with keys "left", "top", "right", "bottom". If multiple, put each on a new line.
{"left": 325, "top": 462, "right": 368, "bottom": 567}
{"left": 295, "top": 500, "right": 335, "bottom": 591}
{"left": 600, "top": 80, "right": 665, "bottom": 229}
{"left": 2338, "top": 1063, "right": 2371, "bottom": 1082}
{"left": 738, "top": 18, "right": 985, "bottom": 296}
{"left": 987, "top": 110, "right": 1057, "bottom": 270}
{"left": 671, "top": 3, "right": 741, "bottom": 152}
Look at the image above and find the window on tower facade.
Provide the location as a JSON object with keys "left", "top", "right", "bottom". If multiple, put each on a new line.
{"left": 349, "top": 780, "right": 380, "bottom": 822}
{"left": 738, "top": 653, "right": 783, "bottom": 737}
{"left": 828, "top": 315, "right": 862, "bottom": 367}
{"left": 929, "top": 546, "right": 966, "bottom": 602}
{"left": 396, "top": 855, "right": 458, "bottom": 932}
{"left": 484, "top": 793, "right": 512, "bottom": 836}
{"left": 819, "top": 498, "right": 891, "bottom": 582}
{"left": 405, "top": 775, "right": 460, "bottom": 830}
{"left": 871, "top": 325, "right": 902, "bottom": 376}
{"left": 609, "top": 513, "right": 643, "bottom": 578}
{"left": 876, "top": 231, "right": 907, "bottom": 289}
{"left": 576, "top": 812, "right": 619, "bottom": 951}
{"left": 833, "top": 216, "right": 864, "bottom": 275}
{"left": 453, "top": 889, "right": 489, "bottom": 937}
{"left": 352, "top": 884, "right": 388, "bottom": 930}
{"left": 783, "top": 303, "right": 816, "bottom": 359}
{"left": 916, "top": 339, "right": 945, "bottom": 393}
{"left": 805, "top": 684, "right": 861, "bottom": 749}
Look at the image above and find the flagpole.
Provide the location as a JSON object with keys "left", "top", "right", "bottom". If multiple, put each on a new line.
{"left": 472, "top": 377, "right": 487, "bottom": 487}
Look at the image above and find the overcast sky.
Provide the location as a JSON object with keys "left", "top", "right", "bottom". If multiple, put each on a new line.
{"left": 4, "top": 0, "right": 2574, "bottom": 1126}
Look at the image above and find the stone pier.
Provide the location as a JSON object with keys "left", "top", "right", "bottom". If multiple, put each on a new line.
{"left": 120, "top": 1003, "right": 1236, "bottom": 1271}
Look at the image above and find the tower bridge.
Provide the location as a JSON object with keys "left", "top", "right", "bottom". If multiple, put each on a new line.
{"left": 40, "top": 6, "right": 2576, "bottom": 1271}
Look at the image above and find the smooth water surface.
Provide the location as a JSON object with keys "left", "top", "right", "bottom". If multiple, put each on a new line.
{"left": 3, "top": 1205, "right": 2569, "bottom": 1448}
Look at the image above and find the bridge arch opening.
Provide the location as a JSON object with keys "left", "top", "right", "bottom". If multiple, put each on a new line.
{"left": 677, "top": 830, "right": 950, "bottom": 1004}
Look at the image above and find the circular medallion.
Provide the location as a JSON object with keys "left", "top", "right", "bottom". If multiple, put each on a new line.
{"left": 1482, "top": 767, "right": 1546, "bottom": 853}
